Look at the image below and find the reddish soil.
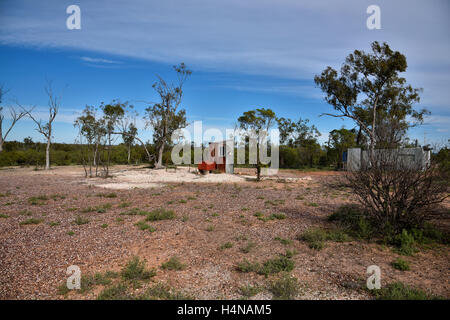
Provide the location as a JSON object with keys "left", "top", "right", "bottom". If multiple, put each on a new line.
{"left": 0, "top": 165, "right": 448, "bottom": 300}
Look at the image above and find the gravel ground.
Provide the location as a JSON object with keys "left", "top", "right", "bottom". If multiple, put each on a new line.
{"left": 0, "top": 165, "right": 448, "bottom": 300}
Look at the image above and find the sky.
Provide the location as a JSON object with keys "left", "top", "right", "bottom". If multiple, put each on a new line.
{"left": 0, "top": 0, "right": 449, "bottom": 147}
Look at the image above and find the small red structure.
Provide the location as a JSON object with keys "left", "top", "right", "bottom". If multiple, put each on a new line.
{"left": 198, "top": 141, "right": 230, "bottom": 174}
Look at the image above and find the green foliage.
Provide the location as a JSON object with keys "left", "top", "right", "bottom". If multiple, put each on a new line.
{"left": 74, "top": 215, "right": 89, "bottom": 225}
{"left": 274, "top": 237, "right": 292, "bottom": 245}
{"left": 135, "top": 221, "right": 156, "bottom": 232}
{"left": 391, "top": 230, "right": 417, "bottom": 256}
{"left": 268, "top": 273, "right": 301, "bottom": 300}
{"left": 97, "top": 284, "right": 130, "bottom": 300}
{"left": 140, "top": 283, "right": 193, "bottom": 300}
{"left": 373, "top": 282, "right": 441, "bottom": 300}
{"left": 121, "top": 257, "right": 156, "bottom": 281}
{"left": 240, "top": 241, "right": 256, "bottom": 253}
{"left": 160, "top": 256, "right": 186, "bottom": 271}
{"left": 297, "top": 227, "right": 351, "bottom": 250}
{"left": 239, "top": 284, "right": 262, "bottom": 298}
{"left": 19, "top": 218, "right": 43, "bottom": 225}
{"left": 145, "top": 208, "right": 175, "bottom": 221}
{"left": 220, "top": 242, "right": 233, "bottom": 250}
{"left": 0, "top": 214, "right": 9, "bottom": 218}
{"left": 237, "top": 256, "right": 294, "bottom": 277}
{"left": 328, "top": 205, "right": 373, "bottom": 240}
{"left": 391, "top": 258, "right": 410, "bottom": 271}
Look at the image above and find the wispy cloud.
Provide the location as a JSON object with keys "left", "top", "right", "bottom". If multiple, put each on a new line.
{"left": 79, "top": 56, "right": 121, "bottom": 64}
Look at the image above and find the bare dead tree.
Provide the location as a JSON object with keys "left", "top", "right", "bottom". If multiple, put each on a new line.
{"left": 26, "top": 82, "right": 59, "bottom": 170}
{"left": 345, "top": 150, "right": 448, "bottom": 234}
{"left": 0, "top": 85, "right": 30, "bottom": 152}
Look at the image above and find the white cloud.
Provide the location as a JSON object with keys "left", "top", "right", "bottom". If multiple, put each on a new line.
{"left": 79, "top": 56, "right": 121, "bottom": 64}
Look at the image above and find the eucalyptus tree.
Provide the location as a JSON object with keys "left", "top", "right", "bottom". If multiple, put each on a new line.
{"left": 314, "top": 41, "right": 427, "bottom": 154}
{"left": 238, "top": 108, "right": 277, "bottom": 181}
{"left": 145, "top": 63, "right": 191, "bottom": 168}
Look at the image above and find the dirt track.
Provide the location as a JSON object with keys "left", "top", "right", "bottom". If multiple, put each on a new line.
{"left": 0, "top": 165, "right": 448, "bottom": 300}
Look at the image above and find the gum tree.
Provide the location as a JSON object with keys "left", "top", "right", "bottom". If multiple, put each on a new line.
{"left": 238, "top": 108, "right": 277, "bottom": 181}
{"left": 145, "top": 63, "right": 191, "bottom": 168}
{"left": 314, "top": 41, "right": 428, "bottom": 155}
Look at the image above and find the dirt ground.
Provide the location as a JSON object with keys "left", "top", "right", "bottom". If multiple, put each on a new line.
{"left": 0, "top": 165, "right": 448, "bottom": 300}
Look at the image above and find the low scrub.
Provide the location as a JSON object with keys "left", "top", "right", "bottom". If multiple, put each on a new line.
{"left": 121, "top": 257, "right": 156, "bottom": 281}
{"left": 373, "top": 282, "right": 442, "bottom": 300}
{"left": 160, "top": 256, "right": 186, "bottom": 271}
{"left": 237, "top": 255, "right": 294, "bottom": 277}
{"left": 297, "top": 227, "right": 350, "bottom": 250}
{"left": 268, "top": 273, "right": 301, "bottom": 300}
{"left": 391, "top": 258, "right": 410, "bottom": 271}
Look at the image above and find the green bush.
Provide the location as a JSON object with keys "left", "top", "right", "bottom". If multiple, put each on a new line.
{"left": 268, "top": 274, "right": 301, "bottom": 300}
{"left": 391, "top": 258, "right": 410, "bottom": 271}
{"left": 145, "top": 208, "right": 175, "bottom": 221}
{"left": 121, "top": 257, "right": 156, "bottom": 281}
{"left": 328, "top": 205, "right": 373, "bottom": 239}
{"left": 373, "top": 282, "right": 441, "bottom": 300}
{"left": 161, "top": 256, "right": 186, "bottom": 271}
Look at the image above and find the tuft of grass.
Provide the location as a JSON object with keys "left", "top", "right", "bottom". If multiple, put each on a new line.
{"left": 97, "top": 283, "right": 130, "bottom": 300}
{"left": 391, "top": 258, "right": 410, "bottom": 271}
{"left": 101, "top": 223, "right": 108, "bottom": 229}
{"left": 118, "top": 201, "right": 131, "bottom": 208}
{"left": 274, "top": 237, "right": 292, "bottom": 245}
{"left": 305, "top": 202, "right": 318, "bottom": 207}
{"left": 237, "top": 256, "right": 294, "bottom": 277}
{"left": 121, "top": 257, "right": 156, "bottom": 281}
{"left": 28, "top": 195, "right": 48, "bottom": 205}
{"left": 97, "top": 192, "right": 117, "bottom": 198}
{"left": 145, "top": 208, "right": 175, "bottom": 221}
{"left": 19, "top": 218, "right": 43, "bottom": 225}
{"left": 373, "top": 282, "right": 442, "bottom": 300}
{"left": 297, "top": 227, "right": 350, "bottom": 250}
{"left": 67, "top": 231, "right": 75, "bottom": 236}
{"left": 139, "top": 283, "right": 193, "bottom": 300}
{"left": 392, "top": 230, "right": 417, "bottom": 256}
{"left": 270, "top": 213, "right": 286, "bottom": 220}
{"left": 49, "top": 221, "right": 60, "bottom": 227}
{"left": 206, "top": 225, "right": 215, "bottom": 232}
{"left": 328, "top": 205, "right": 373, "bottom": 240}
{"left": 74, "top": 215, "right": 89, "bottom": 225}
{"left": 240, "top": 241, "right": 256, "bottom": 253}
{"left": 239, "top": 284, "right": 262, "bottom": 298}
{"left": 220, "top": 242, "right": 233, "bottom": 250}
{"left": 120, "top": 208, "right": 149, "bottom": 216}
{"left": 179, "top": 199, "right": 187, "bottom": 204}
{"left": 0, "top": 214, "right": 9, "bottom": 218}
{"left": 135, "top": 221, "right": 156, "bottom": 232}
{"left": 268, "top": 273, "right": 301, "bottom": 300}
{"left": 161, "top": 256, "right": 186, "bottom": 271}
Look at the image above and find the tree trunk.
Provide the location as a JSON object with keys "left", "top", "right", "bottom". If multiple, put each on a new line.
{"left": 156, "top": 144, "right": 164, "bottom": 168}
{"left": 0, "top": 137, "right": 3, "bottom": 152}
{"left": 45, "top": 137, "right": 51, "bottom": 170}
{"left": 127, "top": 144, "right": 131, "bottom": 164}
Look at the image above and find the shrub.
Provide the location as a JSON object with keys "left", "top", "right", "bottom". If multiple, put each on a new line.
{"left": 220, "top": 242, "right": 233, "bottom": 250}
{"left": 328, "top": 205, "right": 373, "bottom": 239}
{"left": 145, "top": 208, "right": 175, "bottom": 221}
{"left": 345, "top": 152, "right": 448, "bottom": 235}
{"left": 259, "top": 256, "right": 294, "bottom": 276}
{"left": 268, "top": 274, "right": 300, "bottom": 300}
{"left": 121, "top": 257, "right": 156, "bottom": 281}
{"left": 391, "top": 258, "right": 410, "bottom": 271}
{"left": 135, "top": 221, "right": 156, "bottom": 232}
{"left": 240, "top": 241, "right": 256, "bottom": 253}
{"left": 161, "top": 256, "right": 186, "bottom": 271}
{"left": 239, "top": 284, "right": 262, "bottom": 298}
{"left": 140, "top": 283, "right": 193, "bottom": 300}
{"left": 74, "top": 215, "right": 89, "bottom": 225}
{"left": 297, "top": 228, "right": 327, "bottom": 250}
{"left": 97, "top": 284, "right": 130, "bottom": 300}
{"left": 20, "top": 218, "right": 43, "bottom": 225}
{"left": 394, "top": 230, "right": 417, "bottom": 256}
{"left": 373, "top": 282, "right": 441, "bottom": 300}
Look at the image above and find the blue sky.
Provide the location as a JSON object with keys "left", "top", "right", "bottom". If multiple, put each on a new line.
{"left": 0, "top": 0, "right": 449, "bottom": 146}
